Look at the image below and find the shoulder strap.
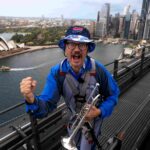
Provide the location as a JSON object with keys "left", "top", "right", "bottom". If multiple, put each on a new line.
{"left": 57, "top": 57, "right": 98, "bottom": 95}
{"left": 79, "top": 73, "right": 90, "bottom": 96}
{"left": 65, "top": 73, "right": 79, "bottom": 96}
{"left": 95, "top": 62, "right": 101, "bottom": 84}
{"left": 95, "top": 62, "right": 104, "bottom": 104}
{"left": 59, "top": 58, "right": 66, "bottom": 76}
{"left": 55, "top": 59, "right": 67, "bottom": 95}
{"left": 89, "top": 57, "right": 96, "bottom": 76}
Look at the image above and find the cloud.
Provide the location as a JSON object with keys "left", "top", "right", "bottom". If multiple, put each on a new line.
{"left": 0, "top": 0, "right": 143, "bottom": 18}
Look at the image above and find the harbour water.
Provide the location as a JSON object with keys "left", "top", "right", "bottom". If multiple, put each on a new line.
{"left": 0, "top": 43, "right": 123, "bottom": 124}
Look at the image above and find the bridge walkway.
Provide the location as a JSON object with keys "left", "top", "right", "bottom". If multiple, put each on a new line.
{"left": 98, "top": 71, "right": 150, "bottom": 150}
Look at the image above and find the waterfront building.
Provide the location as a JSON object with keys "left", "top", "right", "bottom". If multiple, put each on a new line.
{"left": 0, "top": 36, "right": 10, "bottom": 51}
{"left": 0, "top": 36, "right": 24, "bottom": 51}
{"left": 138, "top": 0, "right": 150, "bottom": 39}
{"left": 122, "top": 4, "right": 132, "bottom": 39}
{"left": 118, "top": 16, "right": 125, "bottom": 37}
{"left": 123, "top": 5, "right": 131, "bottom": 15}
{"left": 97, "top": 11, "right": 100, "bottom": 23}
{"left": 101, "top": 3, "right": 110, "bottom": 35}
{"left": 130, "top": 10, "right": 139, "bottom": 39}
{"left": 95, "top": 3, "right": 110, "bottom": 37}
{"left": 143, "top": 4, "right": 150, "bottom": 39}
{"left": 123, "top": 13, "right": 131, "bottom": 39}
{"left": 110, "top": 13, "right": 120, "bottom": 37}
{"left": 95, "top": 11, "right": 101, "bottom": 37}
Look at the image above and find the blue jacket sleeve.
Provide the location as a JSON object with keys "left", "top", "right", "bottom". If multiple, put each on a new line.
{"left": 96, "top": 62, "right": 120, "bottom": 119}
{"left": 25, "top": 64, "right": 61, "bottom": 118}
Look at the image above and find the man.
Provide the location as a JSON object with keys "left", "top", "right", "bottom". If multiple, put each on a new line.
{"left": 20, "top": 26, "right": 120, "bottom": 150}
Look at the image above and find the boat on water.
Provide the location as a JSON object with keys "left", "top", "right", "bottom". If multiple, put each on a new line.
{"left": 0, "top": 66, "right": 11, "bottom": 71}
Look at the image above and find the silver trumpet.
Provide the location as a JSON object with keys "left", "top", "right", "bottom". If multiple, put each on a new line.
{"left": 61, "top": 83, "right": 100, "bottom": 150}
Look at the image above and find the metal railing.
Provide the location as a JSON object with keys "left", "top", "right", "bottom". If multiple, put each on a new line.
{"left": 0, "top": 46, "right": 150, "bottom": 150}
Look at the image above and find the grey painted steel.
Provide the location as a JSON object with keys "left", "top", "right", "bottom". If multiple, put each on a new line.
{"left": 0, "top": 50, "right": 150, "bottom": 150}
{"left": 99, "top": 72, "right": 150, "bottom": 150}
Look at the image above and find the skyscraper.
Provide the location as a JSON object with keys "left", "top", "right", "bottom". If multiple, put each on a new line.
{"left": 138, "top": 0, "right": 150, "bottom": 39}
{"left": 95, "top": 3, "right": 110, "bottom": 37}
{"left": 143, "top": 4, "right": 150, "bottom": 39}
{"left": 121, "top": 4, "right": 132, "bottom": 39}
{"left": 130, "top": 10, "right": 139, "bottom": 39}
{"left": 123, "top": 5, "right": 131, "bottom": 15}
{"left": 97, "top": 11, "right": 100, "bottom": 22}
{"left": 110, "top": 13, "right": 120, "bottom": 37}
{"left": 101, "top": 3, "right": 110, "bottom": 35}
{"left": 119, "top": 16, "right": 125, "bottom": 36}
{"left": 95, "top": 11, "right": 101, "bottom": 37}
{"left": 123, "top": 13, "right": 131, "bottom": 39}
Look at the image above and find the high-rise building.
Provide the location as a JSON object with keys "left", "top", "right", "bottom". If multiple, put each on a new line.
{"left": 95, "top": 3, "right": 110, "bottom": 37}
{"left": 119, "top": 16, "right": 125, "bottom": 36}
{"left": 143, "top": 4, "right": 150, "bottom": 39}
{"left": 95, "top": 11, "right": 101, "bottom": 37}
{"left": 101, "top": 3, "right": 110, "bottom": 35}
{"left": 110, "top": 13, "right": 120, "bottom": 37}
{"left": 122, "top": 12, "right": 131, "bottom": 39}
{"left": 123, "top": 5, "right": 131, "bottom": 15}
{"left": 130, "top": 10, "right": 139, "bottom": 39}
{"left": 97, "top": 11, "right": 100, "bottom": 22}
{"left": 138, "top": 0, "right": 150, "bottom": 39}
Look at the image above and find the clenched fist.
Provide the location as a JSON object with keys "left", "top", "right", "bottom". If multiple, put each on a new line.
{"left": 20, "top": 77, "right": 37, "bottom": 104}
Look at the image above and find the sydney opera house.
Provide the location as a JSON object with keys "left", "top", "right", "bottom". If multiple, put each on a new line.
{"left": 0, "top": 36, "right": 24, "bottom": 51}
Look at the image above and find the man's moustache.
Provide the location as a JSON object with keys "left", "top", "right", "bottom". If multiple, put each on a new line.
{"left": 71, "top": 51, "right": 82, "bottom": 56}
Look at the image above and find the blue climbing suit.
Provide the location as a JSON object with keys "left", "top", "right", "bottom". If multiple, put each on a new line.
{"left": 26, "top": 56, "right": 120, "bottom": 150}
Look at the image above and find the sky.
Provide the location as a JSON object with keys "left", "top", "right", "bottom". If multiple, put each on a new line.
{"left": 0, "top": 0, "right": 143, "bottom": 19}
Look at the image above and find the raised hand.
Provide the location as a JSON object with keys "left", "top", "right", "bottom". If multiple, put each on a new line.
{"left": 20, "top": 77, "right": 37, "bottom": 103}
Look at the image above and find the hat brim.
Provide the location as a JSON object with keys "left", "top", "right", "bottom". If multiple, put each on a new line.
{"left": 58, "top": 35, "right": 95, "bottom": 53}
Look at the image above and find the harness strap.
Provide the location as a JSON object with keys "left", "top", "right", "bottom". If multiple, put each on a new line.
{"left": 79, "top": 73, "right": 90, "bottom": 96}
{"left": 65, "top": 73, "right": 79, "bottom": 96}
{"left": 90, "top": 58, "right": 96, "bottom": 75}
{"left": 59, "top": 57, "right": 96, "bottom": 100}
{"left": 65, "top": 72, "right": 91, "bottom": 97}
{"left": 59, "top": 59, "right": 64, "bottom": 73}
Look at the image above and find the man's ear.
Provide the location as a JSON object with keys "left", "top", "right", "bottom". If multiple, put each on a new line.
{"left": 64, "top": 48, "right": 67, "bottom": 57}
{"left": 64, "top": 51, "right": 67, "bottom": 57}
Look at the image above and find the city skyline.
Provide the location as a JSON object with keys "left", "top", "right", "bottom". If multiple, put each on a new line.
{"left": 0, "top": 0, "right": 143, "bottom": 19}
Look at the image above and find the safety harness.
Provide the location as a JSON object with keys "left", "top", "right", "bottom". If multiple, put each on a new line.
{"left": 59, "top": 58, "right": 97, "bottom": 112}
{"left": 58, "top": 58, "right": 103, "bottom": 147}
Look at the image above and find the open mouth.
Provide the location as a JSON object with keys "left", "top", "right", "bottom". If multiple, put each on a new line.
{"left": 71, "top": 52, "right": 82, "bottom": 60}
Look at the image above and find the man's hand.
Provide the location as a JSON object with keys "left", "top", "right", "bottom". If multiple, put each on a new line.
{"left": 85, "top": 105, "right": 101, "bottom": 122}
{"left": 20, "top": 77, "right": 37, "bottom": 103}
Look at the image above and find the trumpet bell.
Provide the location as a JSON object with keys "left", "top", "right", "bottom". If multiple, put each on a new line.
{"left": 61, "top": 136, "right": 78, "bottom": 150}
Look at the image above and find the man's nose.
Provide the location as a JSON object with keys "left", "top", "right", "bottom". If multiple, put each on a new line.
{"left": 73, "top": 44, "right": 81, "bottom": 51}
